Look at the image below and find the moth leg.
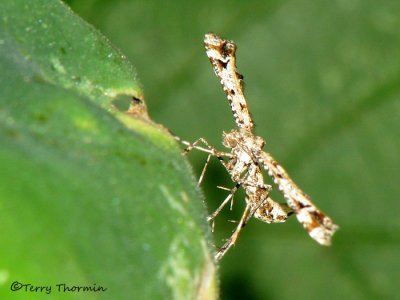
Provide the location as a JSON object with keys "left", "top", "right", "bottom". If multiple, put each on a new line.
{"left": 215, "top": 203, "right": 252, "bottom": 261}
{"left": 214, "top": 193, "right": 268, "bottom": 261}
{"left": 175, "top": 136, "right": 232, "bottom": 183}
{"left": 181, "top": 137, "right": 222, "bottom": 156}
{"left": 207, "top": 183, "right": 240, "bottom": 227}
{"left": 198, "top": 152, "right": 212, "bottom": 186}
{"left": 217, "top": 183, "right": 236, "bottom": 210}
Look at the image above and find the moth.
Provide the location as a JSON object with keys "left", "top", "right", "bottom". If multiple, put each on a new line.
{"left": 178, "top": 33, "right": 338, "bottom": 260}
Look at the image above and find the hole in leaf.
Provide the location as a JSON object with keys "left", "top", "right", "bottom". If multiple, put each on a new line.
{"left": 112, "top": 95, "right": 133, "bottom": 111}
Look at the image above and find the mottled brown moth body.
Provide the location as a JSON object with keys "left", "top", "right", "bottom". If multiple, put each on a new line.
{"left": 204, "top": 33, "right": 254, "bottom": 130}
{"left": 178, "top": 33, "right": 338, "bottom": 260}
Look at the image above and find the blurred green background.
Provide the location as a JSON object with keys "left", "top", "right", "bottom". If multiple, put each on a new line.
{"left": 66, "top": 0, "right": 400, "bottom": 299}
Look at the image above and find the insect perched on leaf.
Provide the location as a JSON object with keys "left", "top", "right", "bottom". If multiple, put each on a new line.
{"left": 176, "top": 33, "right": 338, "bottom": 260}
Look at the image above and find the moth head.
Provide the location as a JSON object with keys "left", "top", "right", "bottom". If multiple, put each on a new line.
{"left": 222, "top": 130, "right": 239, "bottom": 148}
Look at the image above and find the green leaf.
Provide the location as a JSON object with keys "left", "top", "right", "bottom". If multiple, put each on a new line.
{"left": 67, "top": 0, "right": 400, "bottom": 299}
{"left": 0, "top": 1, "right": 217, "bottom": 299}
